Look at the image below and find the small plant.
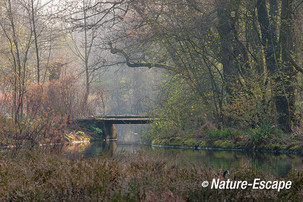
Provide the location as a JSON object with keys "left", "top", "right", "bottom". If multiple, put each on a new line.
{"left": 76, "top": 131, "right": 85, "bottom": 136}
{"left": 88, "top": 126, "right": 103, "bottom": 136}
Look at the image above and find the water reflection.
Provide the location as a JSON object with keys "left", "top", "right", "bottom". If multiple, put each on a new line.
{"left": 65, "top": 141, "right": 117, "bottom": 158}
{"left": 151, "top": 148, "right": 303, "bottom": 177}
{"left": 64, "top": 142, "right": 303, "bottom": 177}
{"left": 85, "top": 141, "right": 117, "bottom": 157}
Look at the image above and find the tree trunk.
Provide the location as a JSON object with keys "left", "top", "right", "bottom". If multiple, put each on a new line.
{"left": 31, "top": 0, "right": 40, "bottom": 83}
{"left": 257, "top": 0, "right": 291, "bottom": 132}
{"left": 217, "top": 2, "right": 236, "bottom": 96}
{"left": 280, "top": 0, "right": 297, "bottom": 127}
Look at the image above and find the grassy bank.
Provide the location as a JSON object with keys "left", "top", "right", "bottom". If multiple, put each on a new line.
{"left": 150, "top": 125, "right": 303, "bottom": 153}
{"left": 0, "top": 148, "right": 303, "bottom": 201}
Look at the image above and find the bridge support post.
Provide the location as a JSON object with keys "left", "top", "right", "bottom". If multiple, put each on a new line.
{"left": 104, "top": 123, "right": 117, "bottom": 140}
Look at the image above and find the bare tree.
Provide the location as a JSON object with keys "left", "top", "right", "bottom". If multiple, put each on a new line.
{"left": 64, "top": 0, "right": 128, "bottom": 115}
{"left": 0, "top": 0, "right": 34, "bottom": 122}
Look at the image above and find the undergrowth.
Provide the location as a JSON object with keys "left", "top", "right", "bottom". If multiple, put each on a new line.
{"left": 0, "top": 148, "right": 303, "bottom": 201}
{"left": 149, "top": 122, "right": 303, "bottom": 152}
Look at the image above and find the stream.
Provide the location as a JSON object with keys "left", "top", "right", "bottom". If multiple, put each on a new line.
{"left": 64, "top": 140, "right": 303, "bottom": 177}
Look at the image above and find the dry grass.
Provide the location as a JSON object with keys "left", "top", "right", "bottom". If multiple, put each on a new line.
{"left": 0, "top": 148, "right": 303, "bottom": 201}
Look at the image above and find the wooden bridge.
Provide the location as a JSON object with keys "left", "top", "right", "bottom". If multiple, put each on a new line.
{"left": 76, "top": 115, "right": 157, "bottom": 139}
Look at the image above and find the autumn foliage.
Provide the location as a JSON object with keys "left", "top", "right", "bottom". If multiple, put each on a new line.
{"left": 25, "top": 75, "right": 81, "bottom": 118}
{"left": 0, "top": 74, "right": 85, "bottom": 148}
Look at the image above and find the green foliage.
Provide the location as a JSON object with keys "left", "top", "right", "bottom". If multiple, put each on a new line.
{"left": 208, "top": 128, "right": 234, "bottom": 139}
{"left": 144, "top": 73, "right": 215, "bottom": 142}
{"left": 248, "top": 123, "right": 282, "bottom": 144}
{"left": 141, "top": 130, "right": 156, "bottom": 144}
{"left": 149, "top": 123, "right": 303, "bottom": 152}
{"left": 183, "top": 138, "right": 199, "bottom": 147}
{"left": 213, "top": 140, "right": 234, "bottom": 148}
{"left": 64, "top": 131, "right": 90, "bottom": 142}
{"left": 132, "top": 0, "right": 303, "bottom": 134}
{"left": 76, "top": 131, "right": 85, "bottom": 136}
{"left": 199, "top": 141, "right": 207, "bottom": 147}
{"left": 169, "top": 137, "right": 184, "bottom": 145}
{"left": 222, "top": 76, "right": 276, "bottom": 129}
{"left": 88, "top": 126, "right": 103, "bottom": 136}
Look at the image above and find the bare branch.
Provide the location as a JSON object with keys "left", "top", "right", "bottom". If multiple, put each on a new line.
{"left": 108, "top": 42, "right": 174, "bottom": 70}
{"left": 287, "top": 51, "right": 303, "bottom": 73}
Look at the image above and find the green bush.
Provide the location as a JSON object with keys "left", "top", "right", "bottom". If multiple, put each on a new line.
{"left": 88, "top": 126, "right": 103, "bottom": 136}
{"left": 248, "top": 122, "right": 282, "bottom": 144}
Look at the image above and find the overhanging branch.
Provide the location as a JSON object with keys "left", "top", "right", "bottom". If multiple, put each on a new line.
{"left": 287, "top": 51, "right": 303, "bottom": 73}
{"left": 108, "top": 42, "right": 174, "bottom": 70}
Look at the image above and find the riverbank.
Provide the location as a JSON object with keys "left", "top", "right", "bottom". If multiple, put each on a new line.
{"left": 150, "top": 127, "right": 303, "bottom": 153}
{"left": 1, "top": 148, "right": 303, "bottom": 201}
{"left": 64, "top": 121, "right": 104, "bottom": 143}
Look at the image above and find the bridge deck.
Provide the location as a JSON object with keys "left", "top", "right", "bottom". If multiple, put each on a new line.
{"left": 76, "top": 115, "right": 157, "bottom": 125}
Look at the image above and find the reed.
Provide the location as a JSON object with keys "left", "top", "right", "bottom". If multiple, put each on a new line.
{"left": 0, "top": 148, "right": 302, "bottom": 201}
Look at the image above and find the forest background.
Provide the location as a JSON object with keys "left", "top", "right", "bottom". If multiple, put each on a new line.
{"left": 0, "top": 0, "right": 302, "bottom": 148}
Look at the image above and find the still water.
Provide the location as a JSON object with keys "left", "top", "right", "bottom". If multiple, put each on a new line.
{"left": 64, "top": 141, "right": 303, "bottom": 177}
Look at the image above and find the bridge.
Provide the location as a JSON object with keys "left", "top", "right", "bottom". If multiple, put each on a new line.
{"left": 76, "top": 115, "right": 158, "bottom": 140}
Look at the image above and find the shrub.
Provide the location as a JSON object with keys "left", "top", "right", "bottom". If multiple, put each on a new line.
{"left": 248, "top": 122, "right": 282, "bottom": 144}
{"left": 25, "top": 75, "right": 82, "bottom": 118}
{"left": 208, "top": 128, "right": 234, "bottom": 139}
{"left": 0, "top": 113, "right": 67, "bottom": 150}
{"left": 88, "top": 126, "right": 103, "bottom": 136}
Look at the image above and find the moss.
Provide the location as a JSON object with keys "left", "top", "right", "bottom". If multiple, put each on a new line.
{"left": 183, "top": 138, "right": 199, "bottom": 147}
{"left": 168, "top": 137, "right": 184, "bottom": 146}
{"left": 213, "top": 140, "right": 234, "bottom": 149}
